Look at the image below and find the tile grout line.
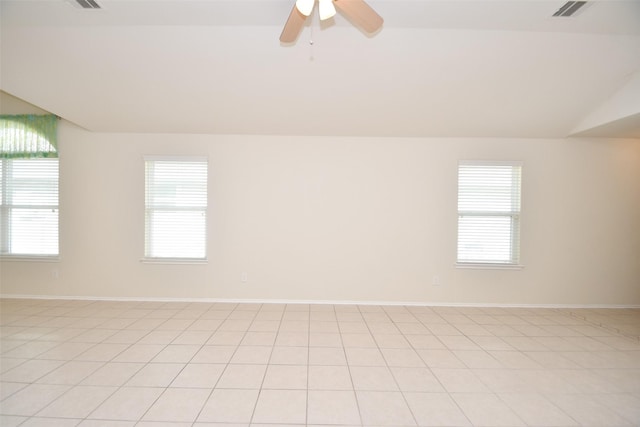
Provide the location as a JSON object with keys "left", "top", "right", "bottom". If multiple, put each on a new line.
{"left": 3, "top": 300, "right": 138, "bottom": 422}
{"left": 378, "top": 305, "right": 423, "bottom": 427}
{"left": 247, "top": 302, "right": 286, "bottom": 426}
{"left": 338, "top": 304, "right": 364, "bottom": 427}
{"left": 403, "top": 305, "right": 475, "bottom": 427}
{"left": 135, "top": 302, "right": 219, "bottom": 425}
{"left": 306, "top": 303, "right": 311, "bottom": 427}
{"left": 190, "top": 302, "right": 256, "bottom": 425}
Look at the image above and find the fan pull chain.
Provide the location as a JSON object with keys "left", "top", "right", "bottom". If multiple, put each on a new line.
{"left": 309, "top": 23, "right": 315, "bottom": 61}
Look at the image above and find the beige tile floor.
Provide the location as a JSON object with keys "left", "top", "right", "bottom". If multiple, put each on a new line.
{"left": 0, "top": 299, "right": 639, "bottom": 427}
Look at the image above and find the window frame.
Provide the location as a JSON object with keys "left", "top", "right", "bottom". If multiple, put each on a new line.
{"left": 456, "top": 160, "right": 523, "bottom": 270}
{"left": 0, "top": 157, "right": 60, "bottom": 261}
{"left": 142, "top": 156, "right": 208, "bottom": 264}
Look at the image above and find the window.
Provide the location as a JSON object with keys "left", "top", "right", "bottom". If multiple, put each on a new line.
{"left": 457, "top": 161, "right": 522, "bottom": 266}
{"left": 1, "top": 114, "right": 59, "bottom": 258}
{"left": 144, "top": 157, "right": 207, "bottom": 261}
{"left": 1, "top": 158, "right": 59, "bottom": 257}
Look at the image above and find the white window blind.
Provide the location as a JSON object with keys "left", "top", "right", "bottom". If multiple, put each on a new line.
{"left": 145, "top": 158, "right": 207, "bottom": 260}
{"left": 0, "top": 158, "right": 59, "bottom": 257}
{"left": 457, "top": 161, "right": 522, "bottom": 265}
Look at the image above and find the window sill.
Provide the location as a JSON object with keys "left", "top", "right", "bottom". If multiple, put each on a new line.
{"left": 0, "top": 255, "right": 60, "bottom": 263}
{"left": 141, "top": 258, "right": 208, "bottom": 265}
{"left": 456, "top": 262, "right": 524, "bottom": 270}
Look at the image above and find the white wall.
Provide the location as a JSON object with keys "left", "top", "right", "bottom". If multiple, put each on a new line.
{"left": 1, "top": 117, "right": 639, "bottom": 305}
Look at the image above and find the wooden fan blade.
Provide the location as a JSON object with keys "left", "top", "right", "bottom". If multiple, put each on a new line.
{"left": 280, "top": 5, "right": 307, "bottom": 43}
{"left": 334, "top": 0, "right": 383, "bottom": 33}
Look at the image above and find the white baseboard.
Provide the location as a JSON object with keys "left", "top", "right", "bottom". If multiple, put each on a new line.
{"left": 1, "top": 294, "right": 639, "bottom": 309}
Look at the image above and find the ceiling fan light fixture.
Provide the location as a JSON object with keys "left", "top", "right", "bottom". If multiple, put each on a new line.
{"left": 280, "top": 0, "right": 383, "bottom": 43}
{"left": 319, "top": 0, "right": 336, "bottom": 20}
{"left": 295, "top": 0, "right": 315, "bottom": 16}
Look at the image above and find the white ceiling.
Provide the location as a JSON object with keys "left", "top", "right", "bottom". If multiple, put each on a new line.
{"left": 1, "top": 0, "right": 640, "bottom": 138}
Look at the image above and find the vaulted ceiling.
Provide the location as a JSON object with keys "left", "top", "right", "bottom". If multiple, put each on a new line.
{"left": 1, "top": 0, "right": 639, "bottom": 138}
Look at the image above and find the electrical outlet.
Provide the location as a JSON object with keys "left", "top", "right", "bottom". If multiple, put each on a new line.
{"left": 432, "top": 275, "right": 440, "bottom": 286}
{"left": 241, "top": 272, "right": 248, "bottom": 283}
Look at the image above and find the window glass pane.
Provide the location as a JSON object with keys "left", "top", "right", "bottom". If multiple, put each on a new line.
{"left": 10, "top": 159, "right": 59, "bottom": 206}
{"left": 458, "top": 165, "right": 520, "bottom": 213}
{"left": 147, "top": 210, "right": 206, "bottom": 258}
{"left": 146, "top": 161, "right": 207, "bottom": 208}
{"left": 10, "top": 208, "right": 58, "bottom": 255}
{"left": 458, "top": 216, "right": 513, "bottom": 263}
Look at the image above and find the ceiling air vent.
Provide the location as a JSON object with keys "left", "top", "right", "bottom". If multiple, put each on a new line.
{"left": 73, "top": 0, "right": 101, "bottom": 9}
{"left": 552, "top": 1, "right": 587, "bottom": 17}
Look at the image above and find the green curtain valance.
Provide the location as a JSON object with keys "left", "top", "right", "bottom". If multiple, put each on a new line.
{"left": 0, "top": 114, "right": 58, "bottom": 159}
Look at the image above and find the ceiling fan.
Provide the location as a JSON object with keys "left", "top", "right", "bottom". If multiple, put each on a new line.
{"left": 280, "top": 0, "right": 384, "bottom": 43}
